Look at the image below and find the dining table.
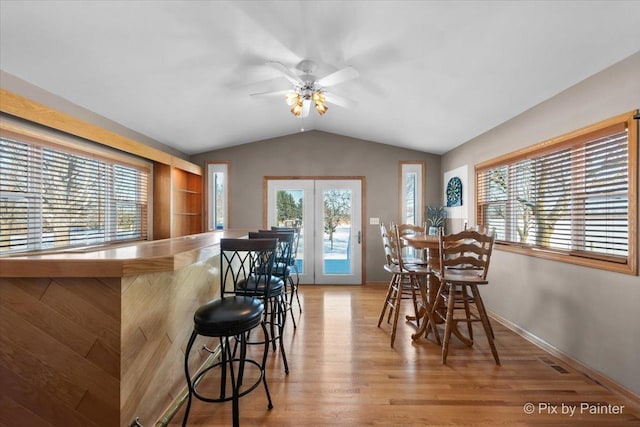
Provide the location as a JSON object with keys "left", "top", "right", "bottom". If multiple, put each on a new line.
{"left": 402, "top": 233, "right": 473, "bottom": 346}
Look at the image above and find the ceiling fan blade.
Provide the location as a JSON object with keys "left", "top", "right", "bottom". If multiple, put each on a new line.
{"left": 324, "top": 92, "right": 358, "bottom": 109}
{"left": 266, "top": 61, "right": 302, "bottom": 86}
{"left": 302, "top": 99, "right": 311, "bottom": 118}
{"left": 317, "top": 66, "right": 359, "bottom": 87}
{"left": 249, "top": 89, "right": 292, "bottom": 97}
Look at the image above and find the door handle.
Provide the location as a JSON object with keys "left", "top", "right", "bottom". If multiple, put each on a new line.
{"left": 358, "top": 230, "right": 361, "bottom": 244}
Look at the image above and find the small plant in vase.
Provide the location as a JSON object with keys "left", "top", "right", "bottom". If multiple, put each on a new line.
{"left": 426, "top": 206, "right": 446, "bottom": 235}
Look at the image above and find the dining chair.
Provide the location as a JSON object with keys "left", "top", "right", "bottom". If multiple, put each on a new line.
{"left": 396, "top": 223, "right": 428, "bottom": 265}
{"left": 378, "top": 224, "right": 440, "bottom": 347}
{"left": 431, "top": 226, "right": 500, "bottom": 365}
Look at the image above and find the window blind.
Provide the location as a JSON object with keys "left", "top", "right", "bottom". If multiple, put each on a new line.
{"left": 0, "top": 135, "right": 148, "bottom": 254}
{"left": 477, "top": 127, "right": 629, "bottom": 263}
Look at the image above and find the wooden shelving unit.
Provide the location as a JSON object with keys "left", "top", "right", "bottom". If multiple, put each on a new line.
{"left": 153, "top": 161, "right": 203, "bottom": 239}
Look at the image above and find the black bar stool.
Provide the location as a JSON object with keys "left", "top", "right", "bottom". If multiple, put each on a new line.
{"left": 182, "top": 238, "right": 279, "bottom": 427}
{"left": 271, "top": 226, "right": 302, "bottom": 314}
{"left": 236, "top": 235, "right": 290, "bottom": 374}
{"left": 250, "top": 230, "right": 297, "bottom": 328}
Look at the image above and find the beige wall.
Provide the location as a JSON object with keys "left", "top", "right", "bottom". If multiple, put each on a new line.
{"left": 441, "top": 52, "right": 640, "bottom": 395}
{"left": 190, "top": 130, "right": 441, "bottom": 283}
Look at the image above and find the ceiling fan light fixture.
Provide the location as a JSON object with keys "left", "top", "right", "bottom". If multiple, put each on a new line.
{"left": 285, "top": 92, "right": 300, "bottom": 106}
{"left": 315, "top": 101, "right": 328, "bottom": 115}
{"left": 291, "top": 101, "right": 303, "bottom": 116}
{"left": 312, "top": 91, "right": 327, "bottom": 115}
{"left": 258, "top": 59, "right": 358, "bottom": 118}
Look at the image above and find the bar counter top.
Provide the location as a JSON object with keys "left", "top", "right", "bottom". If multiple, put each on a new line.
{"left": 0, "top": 229, "right": 249, "bottom": 278}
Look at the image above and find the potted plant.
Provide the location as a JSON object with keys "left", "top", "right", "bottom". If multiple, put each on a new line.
{"left": 426, "top": 206, "right": 446, "bottom": 235}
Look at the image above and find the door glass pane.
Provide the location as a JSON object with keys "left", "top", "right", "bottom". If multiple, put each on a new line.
{"left": 276, "top": 189, "right": 304, "bottom": 273}
{"left": 322, "top": 189, "right": 352, "bottom": 275}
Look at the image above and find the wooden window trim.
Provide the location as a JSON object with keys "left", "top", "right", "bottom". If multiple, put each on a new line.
{"left": 475, "top": 110, "right": 638, "bottom": 275}
{"left": 205, "top": 161, "right": 231, "bottom": 230}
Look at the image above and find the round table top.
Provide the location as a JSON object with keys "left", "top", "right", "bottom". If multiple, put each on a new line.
{"left": 402, "top": 233, "right": 439, "bottom": 249}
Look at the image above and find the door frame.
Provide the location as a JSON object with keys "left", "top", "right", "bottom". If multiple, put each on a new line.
{"left": 263, "top": 176, "right": 366, "bottom": 285}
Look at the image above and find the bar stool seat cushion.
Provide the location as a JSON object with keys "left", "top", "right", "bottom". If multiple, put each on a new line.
{"left": 194, "top": 296, "right": 264, "bottom": 337}
{"left": 273, "top": 262, "right": 292, "bottom": 276}
{"left": 237, "top": 275, "right": 284, "bottom": 297}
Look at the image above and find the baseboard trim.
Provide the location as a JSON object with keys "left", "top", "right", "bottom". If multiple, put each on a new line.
{"left": 488, "top": 310, "right": 640, "bottom": 409}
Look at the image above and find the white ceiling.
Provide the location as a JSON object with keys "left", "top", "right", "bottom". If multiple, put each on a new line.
{"left": 1, "top": 1, "right": 639, "bottom": 155}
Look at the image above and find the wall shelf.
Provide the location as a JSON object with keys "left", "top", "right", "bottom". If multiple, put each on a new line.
{"left": 153, "top": 162, "right": 203, "bottom": 239}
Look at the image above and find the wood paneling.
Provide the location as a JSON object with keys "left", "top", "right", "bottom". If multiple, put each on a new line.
{"left": 119, "top": 249, "right": 221, "bottom": 426}
{"left": 0, "top": 277, "right": 120, "bottom": 427}
{"left": 0, "top": 239, "right": 224, "bottom": 426}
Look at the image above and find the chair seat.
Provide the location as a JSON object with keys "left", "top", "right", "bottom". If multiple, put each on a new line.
{"left": 276, "top": 257, "right": 296, "bottom": 267}
{"left": 255, "top": 262, "right": 291, "bottom": 277}
{"left": 273, "top": 262, "right": 292, "bottom": 276}
{"left": 384, "top": 263, "right": 431, "bottom": 276}
{"left": 193, "top": 296, "right": 264, "bottom": 337}
{"left": 401, "top": 257, "right": 429, "bottom": 266}
{"left": 435, "top": 269, "right": 489, "bottom": 285}
{"left": 237, "top": 275, "right": 284, "bottom": 297}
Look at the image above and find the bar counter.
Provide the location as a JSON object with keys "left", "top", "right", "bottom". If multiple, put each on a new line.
{"left": 0, "top": 230, "right": 248, "bottom": 427}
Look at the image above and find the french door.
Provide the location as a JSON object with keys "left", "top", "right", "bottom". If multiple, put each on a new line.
{"left": 266, "top": 179, "right": 362, "bottom": 285}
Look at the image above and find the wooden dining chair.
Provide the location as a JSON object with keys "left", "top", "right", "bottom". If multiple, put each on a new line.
{"left": 431, "top": 226, "right": 500, "bottom": 365}
{"left": 395, "top": 223, "right": 428, "bottom": 266}
{"left": 378, "top": 224, "right": 440, "bottom": 347}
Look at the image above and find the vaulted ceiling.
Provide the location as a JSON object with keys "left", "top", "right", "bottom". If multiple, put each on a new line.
{"left": 1, "top": 1, "right": 639, "bottom": 155}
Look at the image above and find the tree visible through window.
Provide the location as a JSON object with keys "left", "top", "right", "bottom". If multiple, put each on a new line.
{"left": 476, "top": 111, "right": 637, "bottom": 274}
{"left": 0, "top": 136, "right": 149, "bottom": 254}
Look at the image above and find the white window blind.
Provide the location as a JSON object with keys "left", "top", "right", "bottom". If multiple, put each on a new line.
{"left": 477, "top": 122, "right": 632, "bottom": 268}
{"left": 1, "top": 135, "right": 149, "bottom": 254}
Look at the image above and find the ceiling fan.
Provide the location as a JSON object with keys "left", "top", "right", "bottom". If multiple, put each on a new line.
{"left": 251, "top": 59, "right": 359, "bottom": 117}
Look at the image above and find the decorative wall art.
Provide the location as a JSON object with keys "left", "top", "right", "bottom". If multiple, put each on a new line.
{"left": 443, "top": 165, "right": 469, "bottom": 232}
{"left": 446, "top": 176, "right": 462, "bottom": 207}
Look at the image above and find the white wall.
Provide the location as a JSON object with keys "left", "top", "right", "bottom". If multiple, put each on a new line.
{"left": 441, "top": 52, "right": 640, "bottom": 395}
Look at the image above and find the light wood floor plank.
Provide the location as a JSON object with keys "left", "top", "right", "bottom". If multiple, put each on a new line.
{"left": 169, "top": 285, "right": 639, "bottom": 426}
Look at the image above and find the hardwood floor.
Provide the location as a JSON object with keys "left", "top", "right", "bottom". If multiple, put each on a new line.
{"left": 170, "top": 284, "right": 640, "bottom": 426}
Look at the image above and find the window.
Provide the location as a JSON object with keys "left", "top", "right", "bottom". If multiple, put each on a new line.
{"left": 476, "top": 111, "right": 637, "bottom": 275}
{"left": 0, "top": 128, "right": 149, "bottom": 254}
{"left": 207, "top": 162, "right": 229, "bottom": 230}
{"left": 400, "top": 161, "right": 424, "bottom": 226}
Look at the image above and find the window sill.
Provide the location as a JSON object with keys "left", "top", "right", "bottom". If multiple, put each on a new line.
{"left": 494, "top": 242, "right": 637, "bottom": 276}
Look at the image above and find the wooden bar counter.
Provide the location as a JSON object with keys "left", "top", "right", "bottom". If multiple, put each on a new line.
{"left": 0, "top": 230, "right": 248, "bottom": 427}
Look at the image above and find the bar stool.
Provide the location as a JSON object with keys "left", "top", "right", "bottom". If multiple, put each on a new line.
{"left": 182, "top": 238, "right": 279, "bottom": 427}
{"left": 378, "top": 224, "right": 440, "bottom": 347}
{"left": 251, "top": 230, "right": 298, "bottom": 328}
{"left": 271, "top": 226, "right": 302, "bottom": 313}
{"left": 223, "top": 237, "right": 290, "bottom": 374}
{"left": 431, "top": 226, "right": 500, "bottom": 365}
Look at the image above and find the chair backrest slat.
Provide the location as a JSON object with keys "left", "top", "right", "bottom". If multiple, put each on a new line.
{"left": 220, "top": 238, "right": 278, "bottom": 297}
{"left": 396, "top": 223, "right": 425, "bottom": 260}
{"left": 438, "top": 227, "right": 495, "bottom": 280}
{"left": 271, "top": 226, "right": 301, "bottom": 255}
{"left": 380, "top": 222, "right": 399, "bottom": 266}
{"left": 249, "top": 231, "right": 294, "bottom": 275}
